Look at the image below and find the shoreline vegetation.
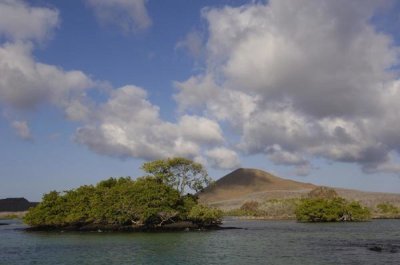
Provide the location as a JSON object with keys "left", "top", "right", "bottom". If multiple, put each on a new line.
{"left": 0, "top": 212, "right": 27, "bottom": 220}
{"left": 10, "top": 160, "right": 400, "bottom": 229}
{"left": 224, "top": 187, "right": 400, "bottom": 222}
{"left": 23, "top": 158, "right": 224, "bottom": 232}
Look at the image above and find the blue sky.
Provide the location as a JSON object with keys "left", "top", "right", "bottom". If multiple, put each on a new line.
{"left": 1, "top": 0, "right": 400, "bottom": 201}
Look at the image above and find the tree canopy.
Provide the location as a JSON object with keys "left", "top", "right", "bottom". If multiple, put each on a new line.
{"left": 142, "top": 157, "right": 212, "bottom": 195}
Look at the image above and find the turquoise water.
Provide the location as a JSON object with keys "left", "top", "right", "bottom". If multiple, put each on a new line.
{"left": 1, "top": 219, "right": 399, "bottom": 264}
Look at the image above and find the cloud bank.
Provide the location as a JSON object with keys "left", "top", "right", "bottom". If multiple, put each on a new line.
{"left": 175, "top": 0, "right": 400, "bottom": 174}
{"left": 3, "top": 0, "right": 400, "bottom": 174}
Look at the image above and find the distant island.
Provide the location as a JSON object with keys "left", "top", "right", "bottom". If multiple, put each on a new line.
{"left": 198, "top": 168, "right": 400, "bottom": 221}
{"left": 0, "top": 198, "right": 38, "bottom": 212}
{"left": 24, "top": 158, "right": 223, "bottom": 231}
{"left": 0, "top": 198, "right": 38, "bottom": 220}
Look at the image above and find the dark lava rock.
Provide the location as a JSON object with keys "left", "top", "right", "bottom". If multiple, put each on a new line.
{"left": 368, "top": 245, "right": 383, "bottom": 252}
{"left": 390, "top": 247, "right": 399, "bottom": 253}
{"left": 367, "top": 244, "right": 400, "bottom": 253}
{"left": 24, "top": 222, "right": 242, "bottom": 233}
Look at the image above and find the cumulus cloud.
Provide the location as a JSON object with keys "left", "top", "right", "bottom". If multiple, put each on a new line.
{"left": 75, "top": 85, "right": 228, "bottom": 162}
{"left": 206, "top": 147, "right": 240, "bottom": 170}
{"left": 0, "top": 0, "right": 96, "bottom": 122}
{"left": 0, "top": 42, "right": 94, "bottom": 116}
{"left": 175, "top": 0, "right": 400, "bottom": 175}
{"left": 174, "top": 75, "right": 258, "bottom": 129}
{"left": 178, "top": 115, "right": 224, "bottom": 145}
{"left": 86, "top": 0, "right": 152, "bottom": 32}
{"left": 0, "top": 0, "right": 59, "bottom": 42}
{"left": 11, "top": 120, "right": 32, "bottom": 140}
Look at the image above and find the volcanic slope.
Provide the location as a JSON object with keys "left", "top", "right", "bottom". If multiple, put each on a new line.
{"left": 198, "top": 168, "right": 316, "bottom": 209}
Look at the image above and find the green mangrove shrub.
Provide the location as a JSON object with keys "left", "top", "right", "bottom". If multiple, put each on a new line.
{"left": 188, "top": 204, "right": 223, "bottom": 226}
{"left": 375, "top": 202, "right": 400, "bottom": 218}
{"left": 295, "top": 197, "right": 371, "bottom": 222}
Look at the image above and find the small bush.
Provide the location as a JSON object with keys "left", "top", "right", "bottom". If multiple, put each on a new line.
{"left": 240, "top": 201, "right": 259, "bottom": 212}
{"left": 188, "top": 204, "right": 223, "bottom": 226}
{"left": 377, "top": 203, "right": 399, "bottom": 214}
{"left": 375, "top": 202, "right": 400, "bottom": 218}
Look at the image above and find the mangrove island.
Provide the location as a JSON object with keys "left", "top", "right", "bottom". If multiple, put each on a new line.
{"left": 24, "top": 158, "right": 223, "bottom": 231}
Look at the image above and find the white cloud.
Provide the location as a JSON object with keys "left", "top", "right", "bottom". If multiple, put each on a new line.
{"left": 11, "top": 120, "right": 32, "bottom": 140}
{"left": 178, "top": 115, "right": 224, "bottom": 145}
{"left": 0, "top": 0, "right": 59, "bottom": 42}
{"left": 86, "top": 0, "right": 152, "bottom": 32}
{"left": 0, "top": 0, "right": 96, "bottom": 122}
{"left": 0, "top": 42, "right": 95, "bottom": 118}
{"left": 206, "top": 147, "right": 240, "bottom": 170}
{"left": 174, "top": 74, "right": 258, "bottom": 129}
{"left": 175, "top": 0, "right": 400, "bottom": 175}
{"left": 75, "top": 85, "right": 228, "bottom": 161}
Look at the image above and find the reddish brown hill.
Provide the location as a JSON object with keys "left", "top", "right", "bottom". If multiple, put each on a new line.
{"left": 198, "top": 168, "right": 316, "bottom": 209}
{"left": 198, "top": 168, "right": 400, "bottom": 210}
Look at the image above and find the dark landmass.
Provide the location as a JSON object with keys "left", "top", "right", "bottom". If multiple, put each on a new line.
{"left": 0, "top": 198, "right": 38, "bottom": 212}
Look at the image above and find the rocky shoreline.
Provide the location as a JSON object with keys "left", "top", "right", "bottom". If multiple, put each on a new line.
{"left": 24, "top": 221, "right": 241, "bottom": 232}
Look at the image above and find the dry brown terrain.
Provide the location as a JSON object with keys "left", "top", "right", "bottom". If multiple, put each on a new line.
{"left": 199, "top": 168, "right": 316, "bottom": 209}
{"left": 198, "top": 168, "right": 400, "bottom": 210}
{"left": 0, "top": 211, "right": 27, "bottom": 219}
{"left": 335, "top": 188, "right": 400, "bottom": 208}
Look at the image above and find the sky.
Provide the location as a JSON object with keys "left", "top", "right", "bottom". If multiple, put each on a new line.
{"left": 1, "top": 0, "right": 400, "bottom": 201}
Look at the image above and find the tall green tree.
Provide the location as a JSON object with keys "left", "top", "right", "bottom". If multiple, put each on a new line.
{"left": 142, "top": 157, "right": 212, "bottom": 195}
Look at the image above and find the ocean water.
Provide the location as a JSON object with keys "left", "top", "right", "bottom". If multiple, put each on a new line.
{"left": 0, "top": 219, "right": 399, "bottom": 265}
